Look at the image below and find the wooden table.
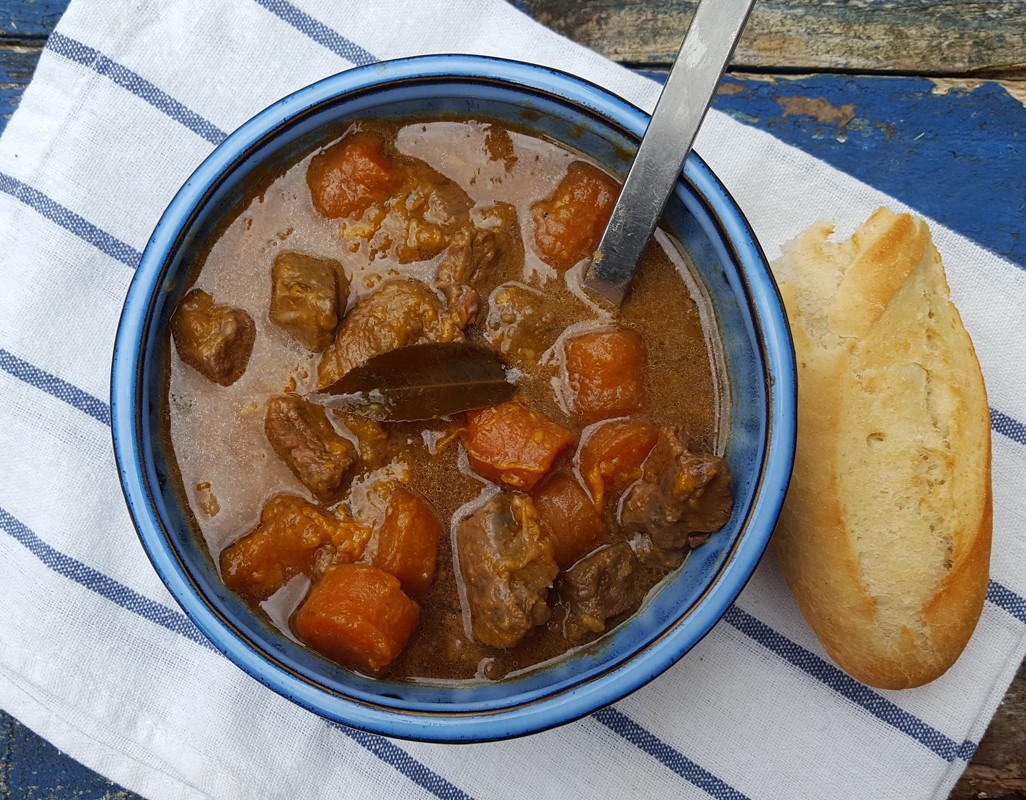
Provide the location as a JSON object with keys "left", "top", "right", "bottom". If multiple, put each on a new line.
{"left": 1, "top": 1, "right": 1023, "bottom": 797}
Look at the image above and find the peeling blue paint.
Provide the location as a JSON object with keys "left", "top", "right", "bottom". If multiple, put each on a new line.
{"left": 710, "top": 74, "right": 1026, "bottom": 269}
{"left": 1, "top": 709, "right": 138, "bottom": 798}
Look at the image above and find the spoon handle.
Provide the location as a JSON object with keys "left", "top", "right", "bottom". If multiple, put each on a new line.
{"left": 584, "top": 0, "right": 756, "bottom": 307}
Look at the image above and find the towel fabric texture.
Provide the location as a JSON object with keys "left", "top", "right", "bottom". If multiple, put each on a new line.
{"left": 0, "top": 2, "right": 1023, "bottom": 799}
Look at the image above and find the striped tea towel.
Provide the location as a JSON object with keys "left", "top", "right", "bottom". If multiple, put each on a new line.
{"left": 1, "top": 2, "right": 1024, "bottom": 799}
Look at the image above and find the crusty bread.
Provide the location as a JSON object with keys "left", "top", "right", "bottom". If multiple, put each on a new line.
{"left": 771, "top": 208, "right": 992, "bottom": 689}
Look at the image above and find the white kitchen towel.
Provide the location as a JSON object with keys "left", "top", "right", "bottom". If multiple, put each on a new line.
{"left": 0, "top": 2, "right": 1023, "bottom": 799}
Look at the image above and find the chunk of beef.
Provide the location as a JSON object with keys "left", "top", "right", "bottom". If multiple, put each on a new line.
{"left": 531, "top": 161, "right": 619, "bottom": 270}
{"left": 351, "top": 166, "right": 473, "bottom": 263}
{"left": 437, "top": 203, "right": 521, "bottom": 287}
{"left": 456, "top": 494, "right": 559, "bottom": 648}
{"left": 220, "top": 494, "right": 370, "bottom": 601}
{"left": 436, "top": 225, "right": 500, "bottom": 286}
{"left": 561, "top": 542, "right": 638, "bottom": 641}
{"left": 269, "top": 251, "right": 349, "bottom": 352}
{"left": 443, "top": 283, "right": 482, "bottom": 329}
{"left": 265, "top": 395, "right": 358, "bottom": 500}
{"left": 316, "top": 279, "right": 473, "bottom": 388}
{"left": 484, "top": 282, "right": 562, "bottom": 365}
{"left": 621, "top": 427, "right": 734, "bottom": 554}
{"left": 171, "top": 289, "right": 255, "bottom": 386}
{"left": 306, "top": 130, "right": 403, "bottom": 219}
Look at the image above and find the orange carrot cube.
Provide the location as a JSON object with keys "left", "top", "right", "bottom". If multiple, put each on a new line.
{"left": 372, "top": 487, "right": 443, "bottom": 596}
{"left": 564, "top": 329, "right": 647, "bottom": 421}
{"left": 463, "top": 401, "right": 574, "bottom": 491}
{"left": 580, "top": 420, "right": 660, "bottom": 509}
{"left": 293, "top": 563, "right": 420, "bottom": 674}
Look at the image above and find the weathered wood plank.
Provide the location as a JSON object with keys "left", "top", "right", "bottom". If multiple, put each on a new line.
{"left": 951, "top": 659, "right": 1026, "bottom": 799}
{"left": 0, "top": 43, "right": 41, "bottom": 124}
{"left": 517, "top": 0, "right": 1026, "bottom": 77}
{"left": 0, "top": 0, "right": 68, "bottom": 39}
{"left": 709, "top": 73, "right": 1026, "bottom": 268}
{"left": 0, "top": 709, "right": 142, "bottom": 799}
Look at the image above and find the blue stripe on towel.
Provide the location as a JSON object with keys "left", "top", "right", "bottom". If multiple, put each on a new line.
{"left": 0, "top": 505, "right": 476, "bottom": 800}
{"left": 991, "top": 407, "right": 1026, "bottom": 448}
{"left": 328, "top": 723, "right": 473, "bottom": 800}
{"left": 722, "top": 606, "right": 977, "bottom": 762}
{"left": 0, "top": 505, "right": 214, "bottom": 650}
{"left": 594, "top": 707, "right": 751, "bottom": 800}
{"left": 0, "top": 348, "right": 111, "bottom": 426}
{"left": 0, "top": 172, "right": 142, "bottom": 269}
{"left": 250, "top": 0, "right": 376, "bottom": 65}
{"left": 988, "top": 580, "right": 1026, "bottom": 624}
{"left": 45, "top": 32, "right": 228, "bottom": 145}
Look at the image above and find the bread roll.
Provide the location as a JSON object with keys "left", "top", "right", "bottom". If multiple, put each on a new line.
{"left": 772, "top": 208, "right": 991, "bottom": 689}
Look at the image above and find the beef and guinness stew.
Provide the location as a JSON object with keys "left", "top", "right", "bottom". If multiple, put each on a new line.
{"left": 166, "top": 117, "right": 732, "bottom": 682}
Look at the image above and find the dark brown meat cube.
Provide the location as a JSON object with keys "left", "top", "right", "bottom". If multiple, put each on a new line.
{"left": 443, "top": 283, "right": 482, "bottom": 329}
{"left": 219, "top": 494, "right": 370, "bottom": 601}
{"left": 265, "top": 395, "right": 358, "bottom": 501}
{"left": 317, "top": 278, "right": 472, "bottom": 388}
{"left": 621, "top": 427, "right": 733, "bottom": 554}
{"left": 484, "top": 282, "right": 562, "bottom": 365}
{"left": 436, "top": 226, "right": 500, "bottom": 286}
{"left": 171, "top": 289, "right": 255, "bottom": 386}
{"left": 437, "top": 203, "right": 520, "bottom": 287}
{"left": 269, "top": 251, "right": 349, "bottom": 351}
{"left": 561, "top": 542, "right": 638, "bottom": 641}
{"left": 531, "top": 161, "right": 619, "bottom": 270}
{"left": 456, "top": 494, "right": 559, "bottom": 648}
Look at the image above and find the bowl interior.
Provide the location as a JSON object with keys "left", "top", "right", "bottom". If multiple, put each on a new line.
{"left": 113, "top": 57, "right": 792, "bottom": 741}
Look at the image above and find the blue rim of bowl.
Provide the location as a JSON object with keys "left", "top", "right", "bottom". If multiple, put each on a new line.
{"left": 111, "top": 54, "right": 796, "bottom": 742}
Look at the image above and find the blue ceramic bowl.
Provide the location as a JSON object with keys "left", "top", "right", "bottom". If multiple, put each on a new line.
{"left": 111, "top": 55, "right": 796, "bottom": 742}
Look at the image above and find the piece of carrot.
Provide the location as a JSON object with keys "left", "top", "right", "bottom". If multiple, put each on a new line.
{"left": 532, "top": 473, "right": 608, "bottom": 569}
{"left": 564, "top": 329, "right": 647, "bottom": 421}
{"left": 306, "top": 131, "right": 403, "bottom": 218}
{"left": 531, "top": 161, "right": 619, "bottom": 270}
{"left": 219, "top": 494, "right": 370, "bottom": 601}
{"left": 293, "top": 563, "right": 420, "bottom": 674}
{"left": 464, "top": 401, "right": 575, "bottom": 492}
{"left": 580, "top": 420, "right": 660, "bottom": 510}
{"left": 372, "top": 487, "right": 443, "bottom": 596}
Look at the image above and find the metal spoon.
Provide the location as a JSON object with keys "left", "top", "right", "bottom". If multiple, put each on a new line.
{"left": 583, "top": 0, "right": 756, "bottom": 307}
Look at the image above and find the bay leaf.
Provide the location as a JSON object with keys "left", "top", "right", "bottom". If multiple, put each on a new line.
{"left": 308, "top": 342, "right": 518, "bottom": 421}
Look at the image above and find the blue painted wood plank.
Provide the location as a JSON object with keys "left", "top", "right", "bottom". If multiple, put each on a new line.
{"left": 710, "top": 74, "right": 1026, "bottom": 270}
{"left": 0, "top": 45, "right": 42, "bottom": 125}
{"left": 0, "top": 709, "right": 143, "bottom": 799}
{"left": 0, "top": 0, "right": 69, "bottom": 38}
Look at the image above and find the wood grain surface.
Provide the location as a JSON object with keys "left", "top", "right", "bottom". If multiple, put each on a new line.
{"left": 0, "top": 1, "right": 1023, "bottom": 799}
{"left": 516, "top": 0, "right": 1026, "bottom": 77}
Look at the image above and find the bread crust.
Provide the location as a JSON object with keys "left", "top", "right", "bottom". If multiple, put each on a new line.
{"left": 772, "top": 208, "right": 991, "bottom": 689}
